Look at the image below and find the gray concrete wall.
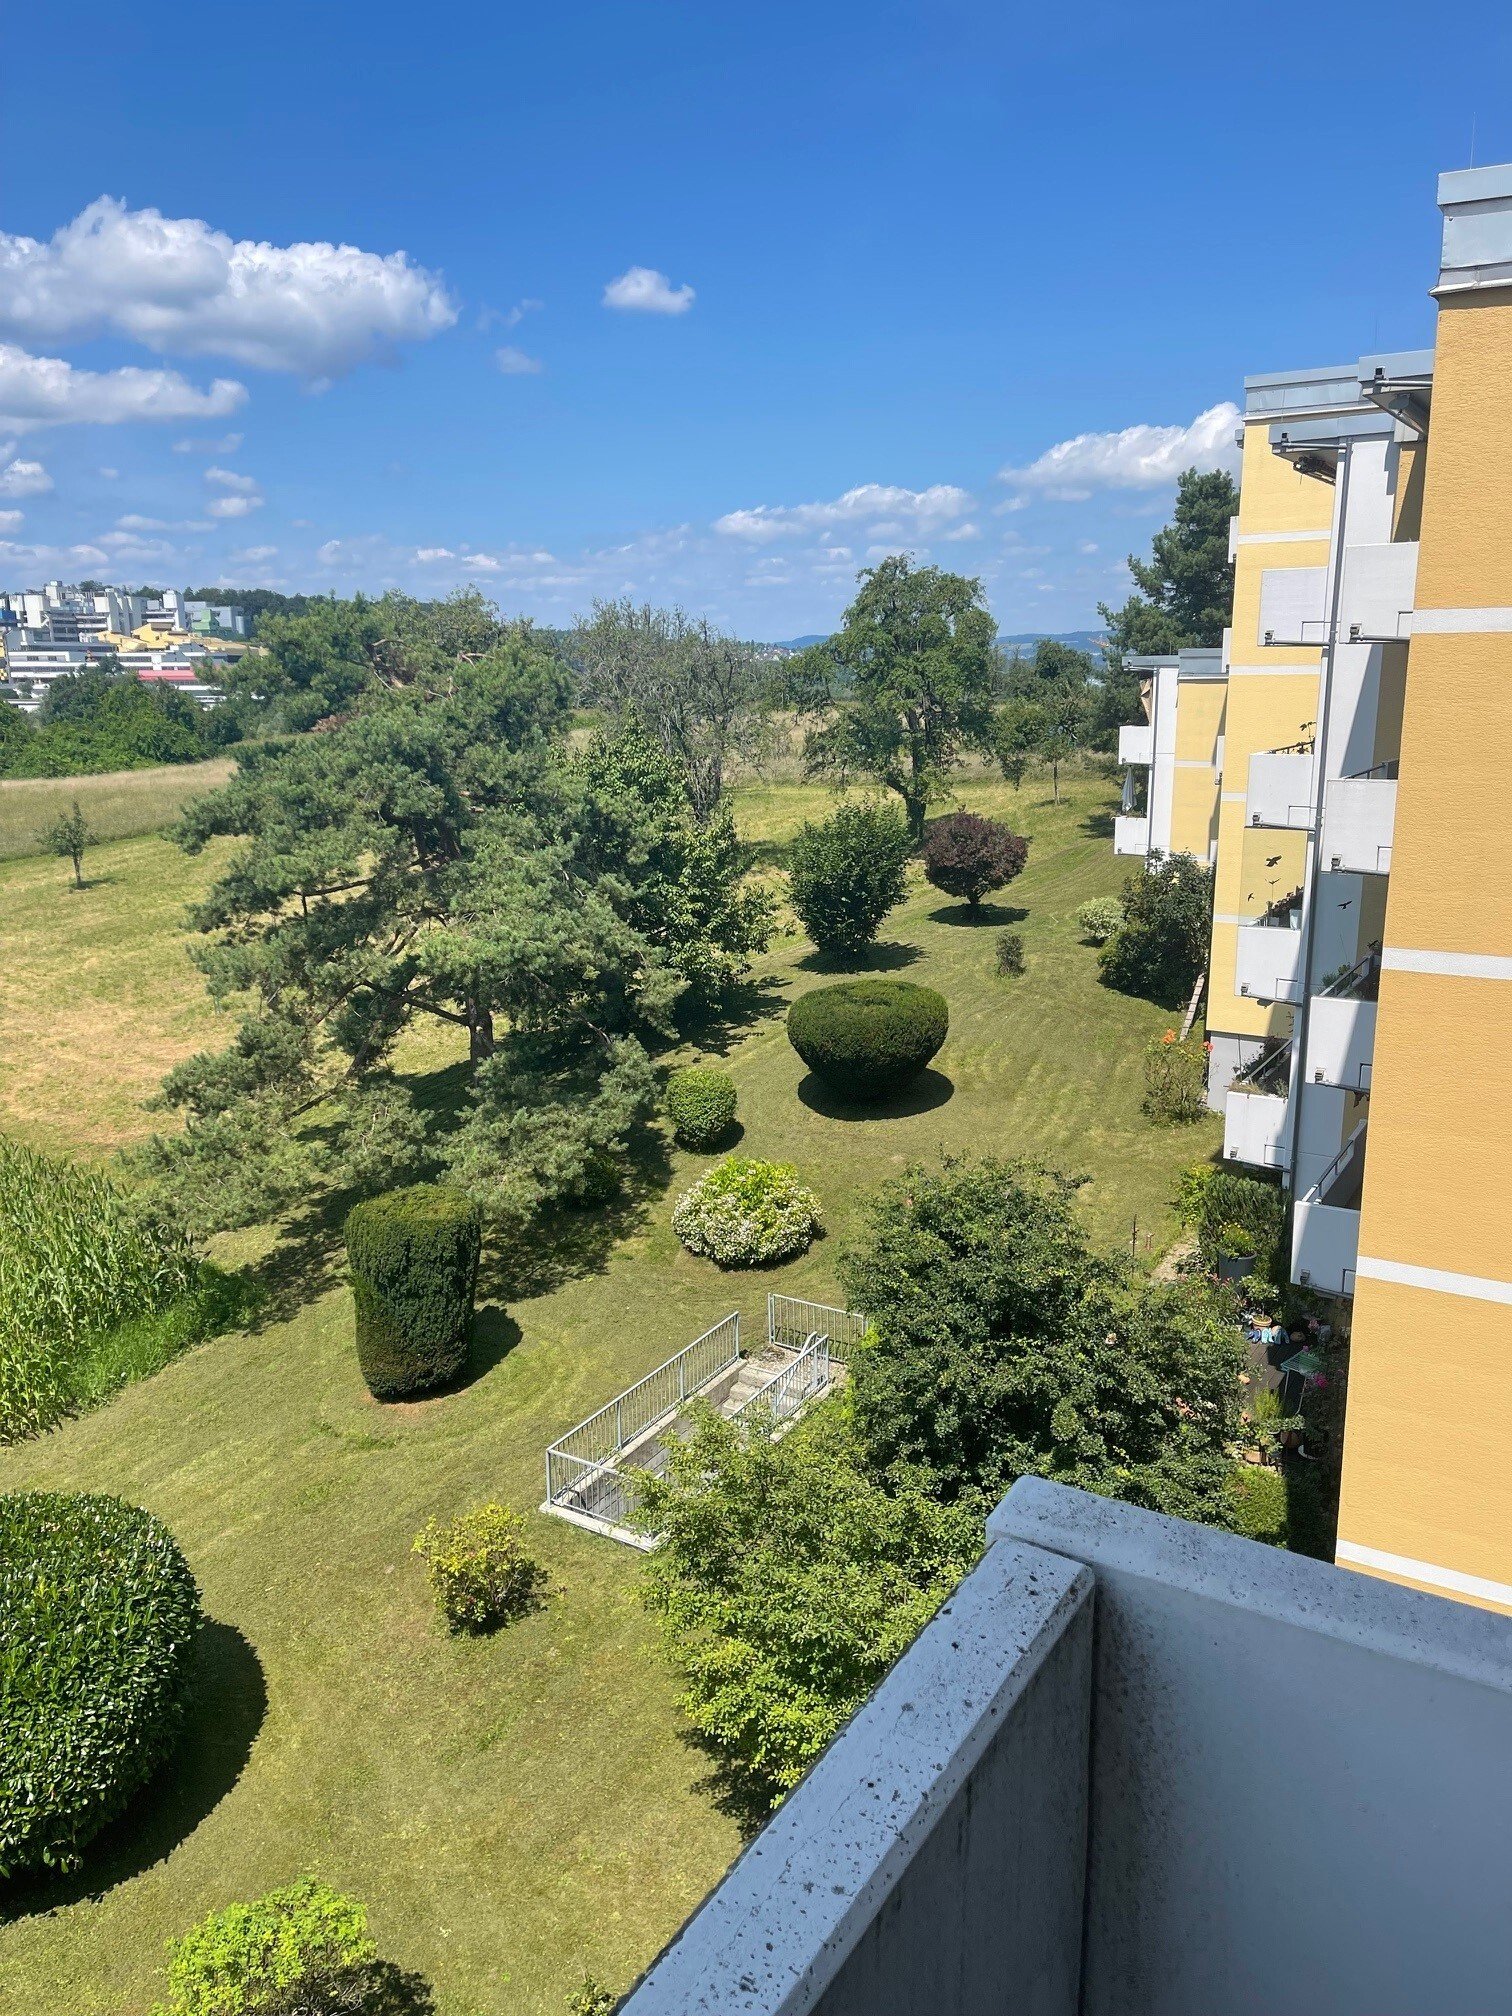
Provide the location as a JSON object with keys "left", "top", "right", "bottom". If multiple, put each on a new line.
{"left": 992, "top": 1479, "right": 1512, "bottom": 2016}
{"left": 618, "top": 1537, "right": 1094, "bottom": 2016}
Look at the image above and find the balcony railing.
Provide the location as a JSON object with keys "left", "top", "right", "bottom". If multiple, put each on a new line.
{"left": 1291, "top": 1121, "right": 1366, "bottom": 1295}
{"left": 1246, "top": 747, "right": 1316, "bottom": 831}
{"left": 1117, "top": 722, "right": 1154, "bottom": 766}
{"left": 1229, "top": 1036, "right": 1292, "bottom": 1097}
{"left": 1322, "top": 772, "right": 1397, "bottom": 875}
{"left": 1235, "top": 917, "right": 1304, "bottom": 1004}
{"left": 1113, "top": 812, "right": 1150, "bottom": 857}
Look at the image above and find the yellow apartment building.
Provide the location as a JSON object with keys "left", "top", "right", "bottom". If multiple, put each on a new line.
{"left": 1115, "top": 163, "right": 1512, "bottom": 1612}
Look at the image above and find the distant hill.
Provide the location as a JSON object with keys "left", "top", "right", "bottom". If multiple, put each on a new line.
{"left": 770, "top": 628, "right": 1108, "bottom": 661}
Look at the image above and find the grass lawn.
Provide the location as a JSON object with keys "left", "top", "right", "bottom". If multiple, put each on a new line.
{"left": 0, "top": 765, "right": 1218, "bottom": 2016}
{"left": 0, "top": 759, "right": 236, "bottom": 862}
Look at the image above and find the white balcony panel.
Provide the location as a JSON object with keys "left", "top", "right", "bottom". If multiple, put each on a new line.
{"left": 1234, "top": 922, "right": 1303, "bottom": 1004}
{"left": 1113, "top": 813, "right": 1150, "bottom": 858}
{"left": 1259, "top": 565, "right": 1328, "bottom": 647}
{"left": 1322, "top": 777, "right": 1397, "bottom": 874}
{"left": 1223, "top": 1089, "right": 1291, "bottom": 1170}
{"left": 1292, "top": 1200, "right": 1360, "bottom": 1297}
{"left": 1118, "top": 723, "right": 1154, "bottom": 765}
{"left": 1341, "top": 541, "right": 1419, "bottom": 642}
{"left": 1307, "top": 995, "right": 1377, "bottom": 1091}
{"left": 1246, "top": 750, "right": 1316, "bottom": 830}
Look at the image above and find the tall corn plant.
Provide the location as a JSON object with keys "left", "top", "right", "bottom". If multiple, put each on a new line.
{"left": 0, "top": 1135, "right": 197, "bottom": 1442}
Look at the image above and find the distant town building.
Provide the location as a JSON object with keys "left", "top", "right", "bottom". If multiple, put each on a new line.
{"left": 0, "top": 581, "right": 249, "bottom": 710}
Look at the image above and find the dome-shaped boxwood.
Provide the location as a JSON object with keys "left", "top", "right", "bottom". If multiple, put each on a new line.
{"left": 665, "top": 1065, "right": 738, "bottom": 1150}
{"left": 787, "top": 980, "right": 948, "bottom": 1101}
{"left": 345, "top": 1184, "right": 481, "bottom": 1400}
{"left": 0, "top": 1491, "right": 201, "bottom": 1878}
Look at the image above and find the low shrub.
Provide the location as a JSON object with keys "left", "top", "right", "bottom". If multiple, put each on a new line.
{"left": 0, "top": 1132, "right": 200, "bottom": 1443}
{"left": 787, "top": 980, "right": 948, "bottom": 1101}
{"left": 1225, "top": 1463, "right": 1289, "bottom": 1546}
{"left": 345, "top": 1185, "right": 481, "bottom": 1400}
{"left": 994, "top": 931, "right": 1025, "bottom": 977}
{"left": 413, "top": 1503, "right": 547, "bottom": 1633}
{"left": 566, "top": 1980, "right": 619, "bottom": 2016}
{"left": 671, "top": 1156, "right": 821, "bottom": 1267}
{"left": 1075, "top": 896, "right": 1125, "bottom": 945}
{"left": 1175, "top": 1164, "right": 1288, "bottom": 1285}
{"left": 153, "top": 1878, "right": 437, "bottom": 2015}
{"left": 665, "top": 1065, "right": 738, "bottom": 1150}
{"left": 786, "top": 801, "right": 912, "bottom": 961}
{"left": 1, "top": 1491, "right": 201, "bottom": 1879}
{"left": 1141, "top": 1030, "right": 1208, "bottom": 1123}
{"left": 921, "top": 811, "right": 1029, "bottom": 909}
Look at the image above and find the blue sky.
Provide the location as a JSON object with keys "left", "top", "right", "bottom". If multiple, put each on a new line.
{"left": 4, "top": 0, "right": 1510, "bottom": 636}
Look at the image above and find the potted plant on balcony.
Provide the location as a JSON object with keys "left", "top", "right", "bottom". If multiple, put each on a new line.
{"left": 1213, "top": 1219, "right": 1259, "bottom": 1282}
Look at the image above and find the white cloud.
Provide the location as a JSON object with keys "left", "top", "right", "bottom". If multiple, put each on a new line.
{"left": 999, "top": 401, "right": 1241, "bottom": 497}
{"left": 174, "top": 431, "right": 243, "bottom": 455}
{"left": 602, "top": 265, "right": 695, "bottom": 315}
{"left": 0, "top": 509, "right": 21, "bottom": 530}
{"left": 0, "top": 455, "right": 52, "bottom": 495}
{"left": 942, "top": 522, "right": 980, "bottom": 542}
{"left": 205, "top": 465, "right": 259, "bottom": 492}
{"left": 0, "top": 197, "right": 458, "bottom": 379}
{"left": 229, "top": 544, "right": 277, "bottom": 564}
{"left": 0, "top": 343, "right": 245, "bottom": 433}
{"left": 494, "top": 345, "right": 543, "bottom": 375}
{"left": 1077, "top": 539, "right": 1100, "bottom": 554}
{"left": 207, "top": 493, "right": 263, "bottom": 519}
{"left": 116, "top": 513, "right": 168, "bottom": 531}
{"left": 414, "top": 546, "right": 455, "bottom": 563}
{"left": 99, "top": 465, "right": 119, "bottom": 479}
{"left": 714, "top": 482, "right": 974, "bottom": 544}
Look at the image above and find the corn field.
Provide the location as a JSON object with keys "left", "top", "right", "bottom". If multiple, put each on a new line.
{"left": 0, "top": 1134, "right": 197, "bottom": 1442}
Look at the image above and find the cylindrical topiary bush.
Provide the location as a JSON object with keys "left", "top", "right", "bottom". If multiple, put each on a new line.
{"left": 787, "top": 980, "right": 949, "bottom": 1102}
{"left": 0, "top": 1490, "right": 202, "bottom": 1879}
{"left": 345, "top": 1184, "right": 481, "bottom": 1400}
{"left": 665, "top": 1065, "right": 738, "bottom": 1150}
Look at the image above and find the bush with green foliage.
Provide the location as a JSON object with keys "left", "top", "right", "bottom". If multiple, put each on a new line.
{"left": 1176, "top": 1163, "right": 1289, "bottom": 1286}
{"left": 345, "top": 1185, "right": 481, "bottom": 1400}
{"left": 1141, "top": 1030, "right": 1208, "bottom": 1123}
{"left": 638, "top": 1408, "right": 978, "bottom": 1809}
{"left": 1, "top": 667, "right": 215, "bottom": 780}
{"left": 995, "top": 931, "right": 1025, "bottom": 978}
{"left": 1224, "top": 1464, "right": 1289, "bottom": 1546}
{"left": 921, "top": 811, "right": 1029, "bottom": 909}
{"left": 839, "top": 1155, "right": 1247, "bottom": 1520}
{"left": 787, "top": 979, "right": 948, "bottom": 1101}
{"left": 664, "top": 1065, "right": 738, "bottom": 1150}
{"left": 413, "top": 1503, "right": 547, "bottom": 1633}
{"left": 1075, "top": 896, "right": 1126, "bottom": 945}
{"left": 671, "top": 1156, "right": 820, "bottom": 1267}
{"left": 153, "top": 1878, "right": 435, "bottom": 2015}
{"left": 785, "top": 800, "right": 912, "bottom": 960}
{"left": 1098, "top": 851, "right": 1213, "bottom": 1007}
{"left": 1, "top": 1492, "right": 201, "bottom": 1878}
{"left": 0, "top": 1132, "right": 200, "bottom": 1443}
{"left": 566, "top": 1979, "right": 619, "bottom": 2016}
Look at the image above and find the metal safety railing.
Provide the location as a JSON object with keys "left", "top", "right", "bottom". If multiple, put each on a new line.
{"left": 766, "top": 1293, "right": 869, "bottom": 1360}
{"left": 1230, "top": 1038, "right": 1292, "bottom": 1098}
{"left": 545, "top": 1311, "right": 739, "bottom": 1507}
{"left": 730, "top": 1335, "right": 831, "bottom": 1431}
{"left": 1317, "top": 941, "right": 1382, "bottom": 1004}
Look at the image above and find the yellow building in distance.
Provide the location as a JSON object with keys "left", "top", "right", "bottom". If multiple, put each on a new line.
{"left": 1114, "top": 163, "right": 1512, "bottom": 1614}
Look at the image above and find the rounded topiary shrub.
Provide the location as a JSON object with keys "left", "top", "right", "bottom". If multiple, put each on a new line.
{"left": 665, "top": 1065, "right": 738, "bottom": 1150}
{"left": 0, "top": 1490, "right": 201, "bottom": 1879}
{"left": 345, "top": 1184, "right": 481, "bottom": 1400}
{"left": 787, "top": 980, "right": 948, "bottom": 1102}
{"left": 672, "top": 1156, "right": 820, "bottom": 1267}
{"left": 157, "top": 1878, "right": 382, "bottom": 2016}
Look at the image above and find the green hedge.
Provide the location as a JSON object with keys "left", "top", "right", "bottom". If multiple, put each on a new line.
{"left": 345, "top": 1185, "right": 481, "bottom": 1400}
{"left": 155, "top": 1878, "right": 378, "bottom": 2015}
{"left": 787, "top": 981, "right": 948, "bottom": 1101}
{"left": 665, "top": 1065, "right": 738, "bottom": 1150}
{"left": 0, "top": 1491, "right": 201, "bottom": 1878}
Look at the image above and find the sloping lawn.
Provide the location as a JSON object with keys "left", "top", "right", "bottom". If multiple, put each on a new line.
{"left": 0, "top": 768, "right": 1217, "bottom": 2016}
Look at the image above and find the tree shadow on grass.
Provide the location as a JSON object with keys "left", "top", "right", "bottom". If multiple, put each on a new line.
{"left": 924, "top": 902, "right": 1029, "bottom": 928}
{"left": 796, "top": 1067, "right": 955, "bottom": 1121}
{"left": 0, "top": 1621, "right": 266, "bottom": 1922}
{"left": 1080, "top": 807, "right": 1117, "bottom": 840}
{"left": 678, "top": 1733, "right": 782, "bottom": 1843}
{"left": 478, "top": 1124, "right": 677, "bottom": 1304}
{"left": 681, "top": 972, "right": 791, "bottom": 1059}
{"left": 793, "top": 940, "right": 921, "bottom": 975}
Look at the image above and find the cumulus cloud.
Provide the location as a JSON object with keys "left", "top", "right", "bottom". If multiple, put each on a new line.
{"left": 99, "top": 465, "right": 119, "bottom": 479}
{"left": 0, "top": 197, "right": 458, "bottom": 378}
{"left": 205, "top": 465, "right": 259, "bottom": 492}
{"left": 602, "top": 266, "right": 695, "bottom": 315}
{"left": 207, "top": 493, "right": 263, "bottom": 519}
{"left": 714, "top": 482, "right": 974, "bottom": 544}
{"left": 0, "top": 344, "right": 245, "bottom": 432}
{"left": 0, "top": 509, "right": 21, "bottom": 530}
{"left": 999, "top": 402, "right": 1241, "bottom": 499}
{"left": 0, "top": 455, "right": 52, "bottom": 495}
{"left": 174, "top": 431, "right": 243, "bottom": 455}
{"left": 494, "top": 345, "right": 543, "bottom": 375}
{"left": 414, "top": 546, "right": 455, "bottom": 563}
{"left": 230, "top": 544, "right": 277, "bottom": 564}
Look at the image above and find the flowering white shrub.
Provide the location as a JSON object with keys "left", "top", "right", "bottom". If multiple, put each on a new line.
{"left": 671, "top": 1156, "right": 821, "bottom": 1267}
